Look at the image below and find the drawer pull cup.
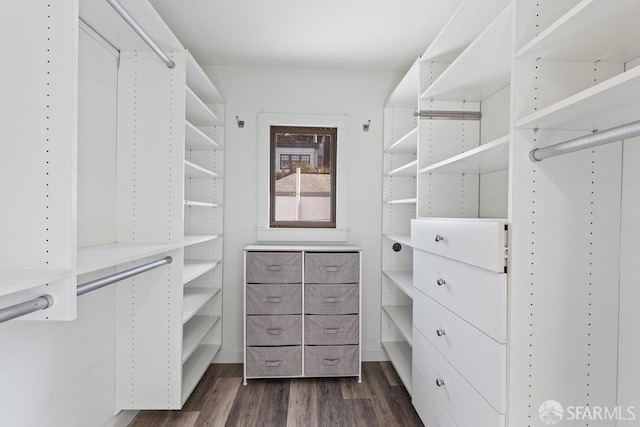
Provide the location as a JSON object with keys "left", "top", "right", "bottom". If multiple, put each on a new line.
{"left": 435, "top": 235, "right": 445, "bottom": 242}
{"left": 324, "top": 328, "right": 340, "bottom": 334}
{"left": 265, "top": 360, "right": 282, "bottom": 367}
{"left": 436, "top": 278, "right": 446, "bottom": 286}
{"left": 264, "top": 297, "right": 282, "bottom": 303}
{"left": 322, "top": 297, "right": 342, "bottom": 303}
{"left": 325, "top": 266, "right": 339, "bottom": 272}
{"left": 435, "top": 378, "right": 445, "bottom": 387}
{"left": 436, "top": 329, "right": 446, "bottom": 337}
{"left": 322, "top": 358, "right": 340, "bottom": 366}
{"left": 267, "top": 328, "right": 281, "bottom": 335}
{"left": 267, "top": 265, "right": 283, "bottom": 271}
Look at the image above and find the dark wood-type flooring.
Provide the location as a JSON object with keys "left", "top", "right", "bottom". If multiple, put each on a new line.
{"left": 130, "top": 362, "right": 423, "bottom": 427}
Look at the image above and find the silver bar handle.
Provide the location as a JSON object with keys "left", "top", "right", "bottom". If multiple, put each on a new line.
{"left": 0, "top": 295, "right": 54, "bottom": 324}
{"left": 106, "top": 0, "right": 176, "bottom": 69}
{"left": 435, "top": 235, "right": 445, "bottom": 242}
{"left": 436, "top": 378, "right": 445, "bottom": 387}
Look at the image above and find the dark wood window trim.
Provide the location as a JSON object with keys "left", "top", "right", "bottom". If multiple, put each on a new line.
{"left": 270, "top": 125, "right": 337, "bottom": 228}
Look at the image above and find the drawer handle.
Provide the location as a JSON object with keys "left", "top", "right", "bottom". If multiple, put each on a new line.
{"left": 436, "top": 329, "right": 446, "bottom": 337}
{"left": 265, "top": 360, "right": 282, "bottom": 367}
{"left": 434, "top": 235, "right": 445, "bottom": 242}
{"left": 322, "top": 358, "right": 340, "bottom": 366}
{"left": 325, "top": 266, "right": 339, "bottom": 272}
{"left": 324, "top": 328, "right": 340, "bottom": 334}
{"left": 267, "top": 328, "right": 281, "bottom": 335}
{"left": 436, "top": 278, "right": 446, "bottom": 286}
{"left": 267, "top": 265, "right": 283, "bottom": 271}
{"left": 435, "top": 378, "right": 445, "bottom": 387}
{"left": 264, "top": 297, "right": 282, "bottom": 303}
{"left": 322, "top": 297, "right": 342, "bottom": 303}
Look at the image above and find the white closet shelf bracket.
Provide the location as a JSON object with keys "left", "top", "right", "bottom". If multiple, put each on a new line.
{"left": 106, "top": 0, "right": 176, "bottom": 69}
{"left": 529, "top": 119, "right": 640, "bottom": 162}
{"left": 0, "top": 256, "right": 173, "bottom": 324}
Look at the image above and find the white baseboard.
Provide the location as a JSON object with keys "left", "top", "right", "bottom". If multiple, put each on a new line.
{"left": 106, "top": 410, "right": 138, "bottom": 427}
{"left": 211, "top": 347, "right": 389, "bottom": 364}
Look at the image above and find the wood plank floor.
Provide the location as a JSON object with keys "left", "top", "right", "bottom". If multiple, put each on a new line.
{"left": 130, "top": 362, "right": 423, "bottom": 427}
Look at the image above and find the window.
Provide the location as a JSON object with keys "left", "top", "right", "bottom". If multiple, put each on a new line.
{"left": 270, "top": 126, "right": 337, "bottom": 228}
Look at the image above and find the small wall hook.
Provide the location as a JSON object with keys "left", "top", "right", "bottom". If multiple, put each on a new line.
{"left": 236, "top": 116, "right": 245, "bottom": 128}
{"left": 363, "top": 120, "right": 371, "bottom": 132}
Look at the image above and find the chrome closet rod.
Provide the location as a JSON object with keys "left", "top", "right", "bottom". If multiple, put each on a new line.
{"left": 105, "top": 0, "right": 176, "bottom": 69}
{"left": 0, "top": 256, "right": 173, "bottom": 324}
{"left": 529, "top": 120, "right": 640, "bottom": 162}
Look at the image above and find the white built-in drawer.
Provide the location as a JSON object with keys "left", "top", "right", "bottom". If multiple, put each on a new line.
{"left": 414, "top": 249, "right": 507, "bottom": 343}
{"left": 412, "top": 369, "right": 456, "bottom": 427}
{"left": 411, "top": 218, "right": 507, "bottom": 272}
{"left": 413, "top": 327, "right": 506, "bottom": 426}
{"left": 414, "top": 291, "right": 506, "bottom": 412}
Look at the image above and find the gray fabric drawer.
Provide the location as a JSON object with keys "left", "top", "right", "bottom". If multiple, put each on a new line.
{"left": 304, "top": 253, "right": 359, "bottom": 284}
{"left": 247, "top": 284, "right": 302, "bottom": 315}
{"left": 246, "top": 315, "right": 302, "bottom": 346}
{"left": 305, "top": 315, "right": 359, "bottom": 345}
{"left": 304, "top": 345, "right": 359, "bottom": 376}
{"left": 246, "top": 346, "right": 302, "bottom": 377}
{"left": 246, "top": 252, "right": 302, "bottom": 284}
{"left": 305, "top": 284, "right": 359, "bottom": 315}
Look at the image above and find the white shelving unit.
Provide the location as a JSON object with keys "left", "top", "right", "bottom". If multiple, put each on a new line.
{"left": 77, "top": 242, "right": 180, "bottom": 275}
{"left": 382, "top": 271, "right": 413, "bottom": 299}
{"left": 183, "top": 315, "right": 221, "bottom": 363}
{"left": 386, "top": 127, "right": 418, "bottom": 154}
{"left": 0, "top": 270, "right": 71, "bottom": 298}
{"left": 383, "top": 234, "right": 413, "bottom": 248}
{"left": 381, "top": 341, "right": 412, "bottom": 392}
{"left": 181, "top": 344, "right": 221, "bottom": 405}
{"left": 382, "top": 305, "right": 413, "bottom": 346}
{"left": 183, "top": 260, "right": 220, "bottom": 284}
{"left": 183, "top": 287, "right": 220, "bottom": 324}
{"left": 186, "top": 121, "right": 221, "bottom": 151}
{"left": 419, "top": 135, "right": 509, "bottom": 175}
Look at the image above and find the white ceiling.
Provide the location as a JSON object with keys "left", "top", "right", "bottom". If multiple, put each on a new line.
{"left": 149, "top": 0, "right": 463, "bottom": 72}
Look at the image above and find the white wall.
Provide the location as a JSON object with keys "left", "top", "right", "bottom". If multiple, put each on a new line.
{"left": 205, "top": 65, "right": 402, "bottom": 361}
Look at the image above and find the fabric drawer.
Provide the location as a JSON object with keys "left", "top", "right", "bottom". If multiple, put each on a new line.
{"left": 246, "top": 252, "right": 302, "bottom": 284}
{"left": 246, "top": 315, "right": 302, "bottom": 346}
{"left": 413, "top": 328, "right": 506, "bottom": 425}
{"left": 246, "top": 346, "right": 302, "bottom": 377}
{"left": 304, "top": 253, "right": 359, "bottom": 284}
{"left": 411, "top": 218, "right": 507, "bottom": 272}
{"left": 305, "top": 284, "right": 359, "bottom": 315}
{"left": 412, "top": 370, "right": 456, "bottom": 427}
{"left": 305, "top": 315, "right": 359, "bottom": 345}
{"left": 414, "top": 249, "right": 507, "bottom": 343}
{"left": 304, "top": 345, "right": 359, "bottom": 376}
{"left": 246, "top": 284, "right": 302, "bottom": 315}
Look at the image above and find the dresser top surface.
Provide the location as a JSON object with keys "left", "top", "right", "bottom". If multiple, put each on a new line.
{"left": 244, "top": 245, "right": 361, "bottom": 252}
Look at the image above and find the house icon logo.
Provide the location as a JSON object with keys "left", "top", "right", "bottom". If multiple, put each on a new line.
{"left": 539, "top": 400, "right": 564, "bottom": 425}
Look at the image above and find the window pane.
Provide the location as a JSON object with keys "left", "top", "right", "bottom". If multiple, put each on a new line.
{"left": 270, "top": 126, "right": 337, "bottom": 228}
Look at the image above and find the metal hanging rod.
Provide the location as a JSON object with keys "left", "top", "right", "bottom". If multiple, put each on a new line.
{"left": 414, "top": 110, "right": 482, "bottom": 121}
{"left": 0, "top": 256, "right": 173, "bottom": 324}
{"left": 106, "top": 0, "right": 176, "bottom": 69}
{"left": 529, "top": 120, "right": 640, "bottom": 162}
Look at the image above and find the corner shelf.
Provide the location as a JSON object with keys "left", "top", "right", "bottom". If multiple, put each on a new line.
{"left": 386, "top": 127, "right": 418, "bottom": 154}
{"left": 515, "top": 64, "right": 640, "bottom": 131}
{"left": 382, "top": 305, "right": 413, "bottom": 346}
{"left": 420, "top": 4, "right": 512, "bottom": 102}
{"left": 77, "top": 242, "right": 180, "bottom": 276}
{"left": 384, "top": 233, "right": 413, "bottom": 248}
{"left": 0, "top": 270, "right": 71, "bottom": 297}
{"left": 182, "top": 315, "right": 221, "bottom": 363}
{"left": 184, "top": 160, "right": 218, "bottom": 179}
{"left": 186, "top": 87, "right": 222, "bottom": 127}
{"left": 181, "top": 344, "right": 221, "bottom": 405}
{"left": 183, "top": 260, "right": 220, "bottom": 285}
{"left": 383, "top": 271, "right": 413, "bottom": 299}
{"left": 382, "top": 341, "right": 412, "bottom": 394}
{"left": 419, "top": 135, "right": 509, "bottom": 175}
{"left": 517, "top": 0, "right": 640, "bottom": 63}
{"left": 386, "top": 160, "right": 418, "bottom": 177}
{"left": 421, "top": 0, "right": 512, "bottom": 63}
{"left": 385, "top": 61, "right": 419, "bottom": 108}
{"left": 186, "top": 50, "right": 224, "bottom": 104}
{"left": 185, "top": 121, "right": 221, "bottom": 151}
{"left": 182, "top": 287, "right": 220, "bottom": 324}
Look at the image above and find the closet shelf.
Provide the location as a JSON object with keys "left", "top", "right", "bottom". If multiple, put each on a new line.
{"left": 186, "top": 87, "right": 222, "bottom": 127}
{"left": 182, "top": 344, "right": 221, "bottom": 405}
{"left": 382, "top": 341, "right": 412, "bottom": 394}
{"left": 0, "top": 269, "right": 71, "bottom": 297}
{"left": 420, "top": 4, "right": 512, "bottom": 102}
{"left": 186, "top": 50, "right": 224, "bottom": 104}
{"left": 183, "top": 287, "right": 220, "bottom": 324}
{"left": 421, "top": 0, "right": 512, "bottom": 63}
{"left": 184, "top": 160, "right": 218, "bottom": 179}
{"left": 419, "top": 135, "right": 509, "bottom": 175}
{"left": 184, "top": 200, "right": 221, "bottom": 208}
{"left": 385, "top": 127, "right": 418, "bottom": 154}
{"left": 384, "top": 234, "right": 412, "bottom": 248}
{"left": 182, "top": 315, "right": 221, "bottom": 363}
{"left": 77, "top": 242, "right": 180, "bottom": 276}
{"left": 185, "top": 121, "right": 222, "bottom": 151}
{"left": 183, "top": 260, "right": 220, "bottom": 285}
{"left": 386, "top": 160, "right": 417, "bottom": 177}
{"left": 183, "top": 234, "right": 222, "bottom": 248}
{"left": 383, "top": 271, "right": 413, "bottom": 299}
{"left": 382, "top": 305, "right": 413, "bottom": 346}
{"left": 515, "top": 64, "right": 640, "bottom": 131}
{"left": 385, "top": 198, "right": 417, "bottom": 205}
{"left": 385, "top": 61, "right": 419, "bottom": 108}
{"left": 517, "top": 0, "right": 640, "bottom": 63}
